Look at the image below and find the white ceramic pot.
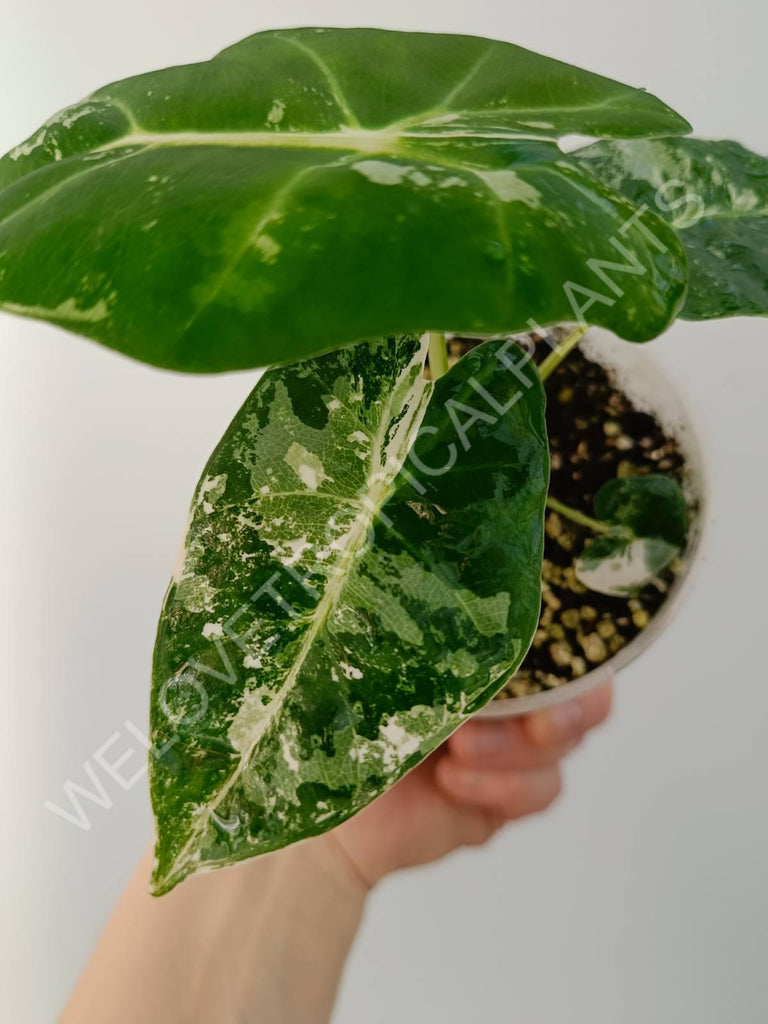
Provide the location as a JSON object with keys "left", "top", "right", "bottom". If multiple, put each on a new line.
{"left": 478, "top": 327, "right": 708, "bottom": 719}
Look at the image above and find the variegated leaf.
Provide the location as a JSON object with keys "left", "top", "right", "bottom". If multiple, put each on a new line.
{"left": 150, "top": 335, "right": 547, "bottom": 892}
{"left": 0, "top": 28, "right": 690, "bottom": 371}
{"left": 576, "top": 137, "right": 768, "bottom": 319}
{"left": 575, "top": 475, "right": 688, "bottom": 596}
{"left": 575, "top": 533, "right": 680, "bottom": 597}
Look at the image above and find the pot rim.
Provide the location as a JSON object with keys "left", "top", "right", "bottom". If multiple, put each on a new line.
{"left": 477, "top": 327, "right": 709, "bottom": 719}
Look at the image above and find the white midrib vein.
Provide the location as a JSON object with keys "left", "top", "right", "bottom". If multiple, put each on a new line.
{"left": 89, "top": 127, "right": 554, "bottom": 155}
{"left": 84, "top": 88, "right": 637, "bottom": 159}
{"left": 162, "top": 344, "right": 432, "bottom": 886}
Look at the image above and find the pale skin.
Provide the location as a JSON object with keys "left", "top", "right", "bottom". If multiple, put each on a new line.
{"left": 62, "top": 682, "right": 612, "bottom": 1024}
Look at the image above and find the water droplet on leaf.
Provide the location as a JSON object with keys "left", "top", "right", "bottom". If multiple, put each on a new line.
{"left": 483, "top": 241, "right": 506, "bottom": 264}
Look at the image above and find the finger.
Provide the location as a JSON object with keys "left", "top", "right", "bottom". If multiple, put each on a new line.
{"left": 523, "top": 681, "right": 613, "bottom": 749}
{"left": 448, "top": 680, "right": 613, "bottom": 768}
{"left": 448, "top": 716, "right": 580, "bottom": 771}
{"left": 435, "top": 760, "right": 563, "bottom": 819}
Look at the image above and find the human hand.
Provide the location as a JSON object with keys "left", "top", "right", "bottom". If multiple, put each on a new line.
{"left": 61, "top": 682, "right": 612, "bottom": 1024}
{"left": 321, "top": 682, "right": 613, "bottom": 889}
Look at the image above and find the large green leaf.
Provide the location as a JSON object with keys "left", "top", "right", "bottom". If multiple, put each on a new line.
{"left": 0, "top": 28, "right": 690, "bottom": 371}
{"left": 575, "top": 475, "right": 688, "bottom": 596}
{"left": 576, "top": 137, "right": 768, "bottom": 319}
{"left": 149, "top": 334, "right": 548, "bottom": 892}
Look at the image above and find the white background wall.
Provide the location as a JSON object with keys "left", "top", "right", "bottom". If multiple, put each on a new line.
{"left": 1, "top": 1, "right": 767, "bottom": 1021}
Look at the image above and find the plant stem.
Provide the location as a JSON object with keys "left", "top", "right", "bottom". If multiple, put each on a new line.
{"left": 427, "top": 331, "right": 449, "bottom": 380}
{"left": 538, "top": 326, "right": 586, "bottom": 382}
{"left": 545, "top": 495, "right": 610, "bottom": 534}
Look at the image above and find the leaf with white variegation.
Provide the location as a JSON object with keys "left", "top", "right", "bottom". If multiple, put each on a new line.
{"left": 575, "top": 475, "right": 688, "bottom": 596}
{"left": 0, "top": 28, "right": 690, "bottom": 371}
{"left": 576, "top": 137, "right": 768, "bottom": 319}
{"left": 150, "top": 335, "right": 548, "bottom": 893}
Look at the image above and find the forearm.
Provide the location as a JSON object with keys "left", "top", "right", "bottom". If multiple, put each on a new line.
{"left": 61, "top": 837, "right": 367, "bottom": 1024}
{"left": 62, "top": 687, "right": 612, "bottom": 1022}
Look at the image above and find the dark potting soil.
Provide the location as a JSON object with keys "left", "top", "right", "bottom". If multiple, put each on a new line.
{"left": 444, "top": 332, "right": 688, "bottom": 699}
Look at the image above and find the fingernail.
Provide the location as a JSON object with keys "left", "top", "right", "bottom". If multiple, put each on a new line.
{"left": 459, "top": 722, "right": 509, "bottom": 759}
{"left": 530, "top": 700, "right": 584, "bottom": 744}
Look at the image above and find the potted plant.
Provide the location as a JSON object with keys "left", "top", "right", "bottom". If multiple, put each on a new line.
{"left": 1, "top": 27, "right": 764, "bottom": 895}
{"left": 456, "top": 324, "right": 708, "bottom": 718}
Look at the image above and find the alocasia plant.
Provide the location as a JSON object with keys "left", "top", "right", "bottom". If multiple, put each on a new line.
{"left": 1, "top": 28, "right": 765, "bottom": 892}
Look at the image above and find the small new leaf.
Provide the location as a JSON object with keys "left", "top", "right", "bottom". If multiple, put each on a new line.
{"left": 575, "top": 475, "right": 688, "bottom": 596}
{"left": 150, "top": 335, "right": 548, "bottom": 893}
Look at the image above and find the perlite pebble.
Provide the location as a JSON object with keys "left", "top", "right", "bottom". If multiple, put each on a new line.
{"left": 564, "top": 568, "right": 588, "bottom": 594}
{"left": 549, "top": 641, "right": 573, "bottom": 668}
{"left": 580, "top": 633, "right": 608, "bottom": 664}
{"left": 561, "top": 608, "right": 581, "bottom": 629}
{"left": 596, "top": 619, "right": 617, "bottom": 639}
{"left": 609, "top": 634, "right": 627, "bottom": 654}
{"left": 545, "top": 512, "right": 563, "bottom": 540}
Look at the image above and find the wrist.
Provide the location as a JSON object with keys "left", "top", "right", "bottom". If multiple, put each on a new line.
{"left": 314, "top": 829, "right": 376, "bottom": 897}
{"left": 189, "top": 838, "right": 367, "bottom": 1024}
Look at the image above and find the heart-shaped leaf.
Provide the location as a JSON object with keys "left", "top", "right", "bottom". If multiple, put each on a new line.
{"left": 150, "top": 334, "right": 548, "bottom": 892}
{"left": 594, "top": 475, "right": 688, "bottom": 547}
{"left": 575, "top": 475, "right": 688, "bottom": 596}
{"left": 575, "top": 137, "right": 768, "bottom": 319}
{"left": 0, "top": 28, "right": 689, "bottom": 371}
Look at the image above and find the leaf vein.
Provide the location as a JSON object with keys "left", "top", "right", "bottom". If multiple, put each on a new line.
{"left": 158, "top": 344, "right": 432, "bottom": 889}
{"left": 176, "top": 153, "right": 357, "bottom": 341}
{"left": 280, "top": 35, "right": 362, "bottom": 130}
